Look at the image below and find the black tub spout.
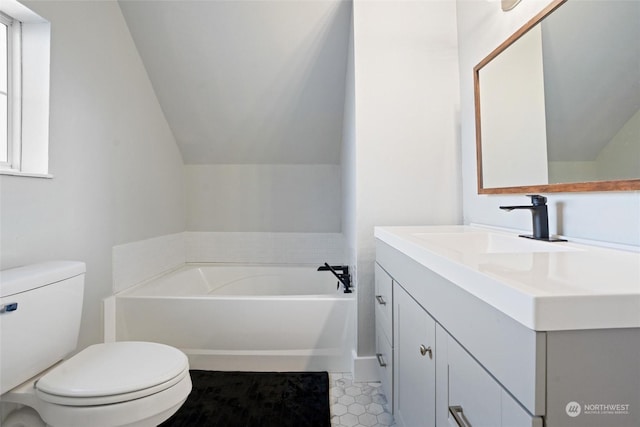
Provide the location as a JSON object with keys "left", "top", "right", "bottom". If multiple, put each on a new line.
{"left": 318, "top": 263, "right": 352, "bottom": 293}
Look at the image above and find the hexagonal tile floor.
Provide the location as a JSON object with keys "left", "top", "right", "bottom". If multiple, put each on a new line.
{"left": 329, "top": 373, "right": 395, "bottom": 427}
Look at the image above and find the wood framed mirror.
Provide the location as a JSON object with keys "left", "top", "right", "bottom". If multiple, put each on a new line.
{"left": 474, "top": 0, "right": 640, "bottom": 194}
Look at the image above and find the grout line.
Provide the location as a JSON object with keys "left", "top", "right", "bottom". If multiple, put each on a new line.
{"left": 329, "top": 372, "right": 395, "bottom": 427}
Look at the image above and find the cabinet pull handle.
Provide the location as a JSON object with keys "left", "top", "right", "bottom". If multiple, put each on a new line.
{"left": 375, "top": 295, "right": 386, "bottom": 305}
{"left": 419, "top": 344, "right": 432, "bottom": 359}
{"left": 376, "top": 353, "right": 387, "bottom": 367}
{"left": 449, "top": 405, "right": 472, "bottom": 427}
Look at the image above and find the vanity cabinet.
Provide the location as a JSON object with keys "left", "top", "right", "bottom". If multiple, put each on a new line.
{"left": 387, "top": 278, "right": 540, "bottom": 427}
{"left": 375, "top": 235, "right": 640, "bottom": 427}
{"left": 376, "top": 244, "right": 545, "bottom": 427}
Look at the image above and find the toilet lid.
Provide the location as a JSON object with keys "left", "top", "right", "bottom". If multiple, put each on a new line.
{"left": 35, "top": 342, "right": 188, "bottom": 405}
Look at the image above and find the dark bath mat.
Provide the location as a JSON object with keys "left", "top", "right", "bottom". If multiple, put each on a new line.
{"left": 160, "top": 370, "right": 331, "bottom": 427}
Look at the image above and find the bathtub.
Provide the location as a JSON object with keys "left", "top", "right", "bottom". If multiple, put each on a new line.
{"left": 113, "top": 264, "right": 355, "bottom": 372}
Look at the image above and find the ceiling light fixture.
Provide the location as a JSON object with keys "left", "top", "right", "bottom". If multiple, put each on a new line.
{"left": 501, "top": 0, "right": 522, "bottom": 11}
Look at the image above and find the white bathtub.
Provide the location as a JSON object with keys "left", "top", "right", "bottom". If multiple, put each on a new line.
{"left": 114, "top": 264, "right": 355, "bottom": 372}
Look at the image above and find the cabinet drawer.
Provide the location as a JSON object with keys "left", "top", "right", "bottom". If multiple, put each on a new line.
{"left": 447, "top": 335, "right": 541, "bottom": 427}
{"left": 374, "top": 263, "right": 393, "bottom": 341}
{"left": 375, "top": 317, "right": 393, "bottom": 405}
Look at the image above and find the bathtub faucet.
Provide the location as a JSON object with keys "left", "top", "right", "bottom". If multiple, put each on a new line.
{"left": 318, "top": 263, "right": 352, "bottom": 293}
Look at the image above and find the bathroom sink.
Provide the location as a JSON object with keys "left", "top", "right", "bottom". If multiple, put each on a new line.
{"left": 413, "top": 231, "right": 578, "bottom": 254}
{"left": 375, "top": 225, "right": 640, "bottom": 331}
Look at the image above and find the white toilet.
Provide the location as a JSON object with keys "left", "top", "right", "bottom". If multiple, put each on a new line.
{"left": 0, "top": 261, "right": 192, "bottom": 427}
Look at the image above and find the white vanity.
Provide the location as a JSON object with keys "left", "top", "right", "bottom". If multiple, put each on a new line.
{"left": 374, "top": 225, "right": 640, "bottom": 427}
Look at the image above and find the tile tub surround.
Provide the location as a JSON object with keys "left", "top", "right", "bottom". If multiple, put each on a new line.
{"left": 112, "top": 233, "right": 185, "bottom": 293}
{"left": 113, "top": 232, "right": 346, "bottom": 293}
{"left": 185, "top": 232, "right": 346, "bottom": 265}
{"left": 329, "top": 373, "right": 395, "bottom": 427}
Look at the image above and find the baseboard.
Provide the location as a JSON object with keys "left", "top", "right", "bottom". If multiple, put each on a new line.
{"left": 186, "top": 350, "right": 352, "bottom": 373}
{"left": 352, "top": 350, "right": 380, "bottom": 383}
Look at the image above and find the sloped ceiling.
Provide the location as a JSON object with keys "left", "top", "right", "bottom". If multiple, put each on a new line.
{"left": 542, "top": 0, "right": 640, "bottom": 161}
{"left": 118, "top": 0, "right": 351, "bottom": 165}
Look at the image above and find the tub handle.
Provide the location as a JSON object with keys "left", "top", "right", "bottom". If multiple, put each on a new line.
{"left": 375, "top": 295, "right": 386, "bottom": 305}
{"left": 376, "top": 353, "right": 387, "bottom": 367}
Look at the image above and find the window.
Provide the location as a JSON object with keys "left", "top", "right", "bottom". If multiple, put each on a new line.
{"left": 1, "top": 14, "right": 10, "bottom": 164}
{"left": 0, "top": 1, "right": 50, "bottom": 178}
{"left": 1, "top": 17, "right": 6, "bottom": 163}
{"left": 1, "top": 12, "right": 20, "bottom": 170}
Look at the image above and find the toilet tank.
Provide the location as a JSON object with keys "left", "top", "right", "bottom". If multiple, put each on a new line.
{"left": 0, "top": 261, "right": 85, "bottom": 394}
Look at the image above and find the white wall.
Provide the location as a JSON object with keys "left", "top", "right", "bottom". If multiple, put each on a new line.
{"left": 480, "top": 25, "right": 548, "bottom": 188}
{"left": 341, "top": 7, "right": 357, "bottom": 265}
{"left": 596, "top": 109, "right": 640, "bottom": 181}
{"left": 0, "top": 0, "right": 185, "bottom": 348}
{"left": 457, "top": 0, "right": 640, "bottom": 246}
{"left": 185, "top": 164, "right": 341, "bottom": 232}
{"left": 340, "top": 7, "right": 358, "bottom": 370}
{"left": 349, "top": 0, "right": 462, "bottom": 358}
{"left": 548, "top": 160, "right": 597, "bottom": 184}
{"left": 118, "top": 0, "right": 351, "bottom": 166}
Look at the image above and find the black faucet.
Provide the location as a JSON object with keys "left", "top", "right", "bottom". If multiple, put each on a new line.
{"left": 499, "top": 195, "right": 566, "bottom": 242}
{"left": 317, "top": 263, "right": 352, "bottom": 293}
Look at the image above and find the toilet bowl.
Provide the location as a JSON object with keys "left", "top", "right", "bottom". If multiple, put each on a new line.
{"left": 4, "top": 341, "right": 191, "bottom": 427}
{"left": 0, "top": 262, "right": 192, "bottom": 427}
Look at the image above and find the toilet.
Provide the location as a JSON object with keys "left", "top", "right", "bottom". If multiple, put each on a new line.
{"left": 0, "top": 261, "right": 192, "bottom": 427}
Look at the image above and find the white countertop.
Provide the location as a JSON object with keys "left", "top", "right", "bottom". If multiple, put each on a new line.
{"left": 375, "top": 225, "right": 640, "bottom": 331}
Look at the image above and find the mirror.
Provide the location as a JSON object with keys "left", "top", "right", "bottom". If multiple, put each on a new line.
{"left": 474, "top": 0, "right": 640, "bottom": 194}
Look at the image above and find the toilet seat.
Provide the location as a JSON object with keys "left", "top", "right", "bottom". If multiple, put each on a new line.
{"left": 35, "top": 341, "right": 189, "bottom": 406}
{"left": 36, "top": 371, "right": 192, "bottom": 427}
{"left": 37, "top": 367, "right": 190, "bottom": 406}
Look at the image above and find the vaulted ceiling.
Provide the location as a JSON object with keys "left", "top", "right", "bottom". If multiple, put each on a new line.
{"left": 118, "top": 0, "right": 351, "bottom": 165}
{"left": 542, "top": 0, "right": 640, "bottom": 162}
{"left": 119, "top": 0, "right": 638, "bottom": 167}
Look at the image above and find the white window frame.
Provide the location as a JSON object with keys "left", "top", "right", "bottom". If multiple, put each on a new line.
{"left": 0, "top": 0, "right": 50, "bottom": 178}
{"left": 1, "top": 12, "right": 22, "bottom": 171}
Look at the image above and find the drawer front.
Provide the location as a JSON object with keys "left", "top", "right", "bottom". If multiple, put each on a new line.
{"left": 375, "top": 318, "right": 393, "bottom": 406}
{"left": 447, "top": 334, "right": 501, "bottom": 427}
{"left": 374, "top": 263, "right": 393, "bottom": 341}
{"left": 447, "top": 335, "right": 541, "bottom": 427}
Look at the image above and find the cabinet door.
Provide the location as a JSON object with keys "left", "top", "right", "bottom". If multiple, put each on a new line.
{"left": 393, "top": 283, "right": 436, "bottom": 427}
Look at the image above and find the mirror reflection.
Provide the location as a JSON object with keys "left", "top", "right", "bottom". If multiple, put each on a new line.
{"left": 475, "top": 0, "right": 640, "bottom": 193}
